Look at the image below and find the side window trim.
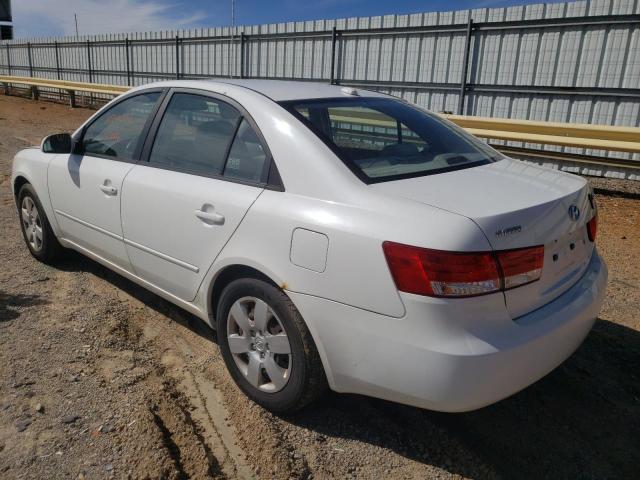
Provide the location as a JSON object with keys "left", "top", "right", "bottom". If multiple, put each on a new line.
{"left": 219, "top": 116, "right": 244, "bottom": 176}
{"left": 223, "top": 118, "right": 272, "bottom": 184}
{"left": 140, "top": 87, "right": 283, "bottom": 191}
{"left": 139, "top": 89, "right": 174, "bottom": 165}
{"left": 76, "top": 88, "right": 167, "bottom": 163}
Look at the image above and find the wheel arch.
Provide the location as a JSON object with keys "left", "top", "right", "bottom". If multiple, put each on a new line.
{"left": 13, "top": 175, "right": 30, "bottom": 203}
{"left": 12, "top": 170, "right": 62, "bottom": 237}
{"left": 205, "top": 261, "right": 335, "bottom": 387}
{"left": 208, "top": 263, "right": 280, "bottom": 325}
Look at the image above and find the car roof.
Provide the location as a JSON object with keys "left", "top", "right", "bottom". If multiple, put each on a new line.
{"left": 143, "top": 79, "right": 390, "bottom": 102}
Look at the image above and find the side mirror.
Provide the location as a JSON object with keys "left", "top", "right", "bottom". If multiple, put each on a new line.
{"left": 42, "top": 133, "right": 73, "bottom": 154}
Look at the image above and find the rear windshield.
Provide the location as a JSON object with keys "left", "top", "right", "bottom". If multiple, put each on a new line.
{"left": 280, "top": 97, "right": 503, "bottom": 183}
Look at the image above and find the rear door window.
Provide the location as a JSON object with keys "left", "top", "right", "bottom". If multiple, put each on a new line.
{"left": 149, "top": 93, "right": 241, "bottom": 177}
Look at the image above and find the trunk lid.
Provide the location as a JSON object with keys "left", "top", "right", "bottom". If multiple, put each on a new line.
{"left": 370, "top": 159, "right": 595, "bottom": 317}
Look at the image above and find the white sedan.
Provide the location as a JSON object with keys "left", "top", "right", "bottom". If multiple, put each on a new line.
{"left": 12, "top": 80, "right": 607, "bottom": 413}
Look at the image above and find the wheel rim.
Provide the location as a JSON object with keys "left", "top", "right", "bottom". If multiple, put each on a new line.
{"left": 226, "top": 296, "right": 291, "bottom": 393}
{"left": 21, "top": 196, "right": 43, "bottom": 252}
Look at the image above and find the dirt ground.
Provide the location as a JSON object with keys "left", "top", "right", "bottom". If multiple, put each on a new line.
{"left": 0, "top": 94, "right": 639, "bottom": 480}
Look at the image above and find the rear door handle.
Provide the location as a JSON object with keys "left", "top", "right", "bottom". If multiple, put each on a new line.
{"left": 99, "top": 184, "right": 118, "bottom": 195}
{"left": 195, "top": 209, "right": 225, "bottom": 225}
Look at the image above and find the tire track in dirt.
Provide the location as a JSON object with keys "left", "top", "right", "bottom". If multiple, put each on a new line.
{"left": 139, "top": 311, "right": 256, "bottom": 479}
{"left": 63, "top": 265, "right": 229, "bottom": 479}
{"left": 81, "top": 263, "right": 352, "bottom": 479}
{"left": 77, "top": 269, "right": 253, "bottom": 479}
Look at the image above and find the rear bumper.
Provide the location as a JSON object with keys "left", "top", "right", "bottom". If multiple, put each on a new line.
{"left": 289, "top": 250, "right": 607, "bottom": 412}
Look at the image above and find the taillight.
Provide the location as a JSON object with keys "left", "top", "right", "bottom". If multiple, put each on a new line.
{"left": 586, "top": 214, "right": 597, "bottom": 242}
{"left": 383, "top": 241, "right": 544, "bottom": 298}
{"left": 496, "top": 246, "right": 544, "bottom": 290}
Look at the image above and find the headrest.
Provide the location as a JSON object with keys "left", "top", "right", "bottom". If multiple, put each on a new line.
{"left": 382, "top": 142, "right": 419, "bottom": 156}
{"left": 197, "top": 120, "right": 235, "bottom": 137}
{"left": 171, "top": 94, "right": 209, "bottom": 112}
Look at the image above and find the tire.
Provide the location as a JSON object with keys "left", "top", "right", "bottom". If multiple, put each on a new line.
{"left": 17, "top": 183, "right": 64, "bottom": 263}
{"left": 217, "top": 277, "right": 327, "bottom": 413}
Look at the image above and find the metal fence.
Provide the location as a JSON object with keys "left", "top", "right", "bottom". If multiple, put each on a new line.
{"left": 1, "top": 0, "right": 639, "bottom": 164}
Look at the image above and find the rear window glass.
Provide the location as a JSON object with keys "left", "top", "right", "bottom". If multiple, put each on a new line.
{"left": 281, "top": 97, "right": 502, "bottom": 183}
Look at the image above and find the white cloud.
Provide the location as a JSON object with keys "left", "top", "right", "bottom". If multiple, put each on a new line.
{"left": 13, "top": 0, "right": 208, "bottom": 39}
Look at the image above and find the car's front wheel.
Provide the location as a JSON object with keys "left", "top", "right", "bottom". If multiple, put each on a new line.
{"left": 217, "top": 277, "right": 326, "bottom": 413}
{"left": 18, "top": 183, "right": 64, "bottom": 263}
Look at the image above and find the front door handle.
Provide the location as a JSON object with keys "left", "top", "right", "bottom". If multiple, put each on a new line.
{"left": 99, "top": 181, "right": 118, "bottom": 196}
{"left": 195, "top": 208, "right": 225, "bottom": 225}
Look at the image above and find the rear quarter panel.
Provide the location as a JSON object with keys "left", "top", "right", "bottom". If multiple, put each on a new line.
{"left": 201, "top": 188, "right": 492, "bottom": 319}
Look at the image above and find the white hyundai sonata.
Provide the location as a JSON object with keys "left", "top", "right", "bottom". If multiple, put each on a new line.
{"left": 12, "top": 80, "right": 607, "bottom": 413}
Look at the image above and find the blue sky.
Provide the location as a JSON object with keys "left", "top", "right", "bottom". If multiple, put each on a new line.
{"left": 11, "top": 0, "right": 559, "bottom": 39}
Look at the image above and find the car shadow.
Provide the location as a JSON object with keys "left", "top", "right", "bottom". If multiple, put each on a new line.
{"left": 0, "top": 290, "right": 48, "bottom": 322}
{"left": 282, "top": 318, "right": 640, "bottom": 479}
{"left": 53, "top": 251, "right": 217, "bottom": 344}
{"left": 52, "top": 252, "right": 640, "bottom": 479}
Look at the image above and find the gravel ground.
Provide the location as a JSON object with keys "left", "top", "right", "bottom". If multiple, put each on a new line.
{"left": 0, "top": 94, "right": 639, "bottom": 479}
{"left": 589, "top": 177, "right": 640, "bottom": 197}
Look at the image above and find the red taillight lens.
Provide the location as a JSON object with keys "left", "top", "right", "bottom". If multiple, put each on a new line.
{"left": 496, "top": 246, "right": 544, "bottom": 290}
{"left": 383, "top": 242, "right": 544, "bottom": 298}
{"left": 382, "top": 242, "right": 500, "bottom": 298}
{"left": 586, "top": 214, "right": 597, "bottom": 242}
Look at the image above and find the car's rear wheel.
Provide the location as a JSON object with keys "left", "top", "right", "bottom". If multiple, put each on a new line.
{"left": 217, "top": 277, "right": 326, "bottom": 413}
{"left": 18, "top": 183, "right": 64, "bottom": 263}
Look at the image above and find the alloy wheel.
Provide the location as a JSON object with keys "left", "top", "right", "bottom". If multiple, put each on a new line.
{"left": 226, "top": 296, "right": 292, "bottom": 393}
{"left": 21, "top": 196, "right": 43, "bottom": 252}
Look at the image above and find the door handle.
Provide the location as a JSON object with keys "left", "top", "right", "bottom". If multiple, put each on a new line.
{"left": 99, "top": 184, "right": 118, "bottom": 195}
{"left": 195, "top": 209, "right": 225, "bottom": 225}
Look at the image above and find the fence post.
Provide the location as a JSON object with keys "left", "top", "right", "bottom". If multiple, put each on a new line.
{"left": 86, "top": 40, "right": 93, "bottom": 83}
{"left": 175, "top": 35, "right": 180, "bottom": 79}
{"left": 458, "top": 17, "right": 473, "bottom": 115}
{"left": 125, "top": 37, "right": 131, "bottom": 86}
{"left": 5, "top": 44, "right": 10, "bottom": 76}
{"left": 27, "top": 42, "right": 33, "bottom": 77}
{"left": 330, "top": 26, "right": 338, "bottom": 85}
{"left": 67, "top": 89, "right": 76, "bottom": 108}
{"left": 240, "top": 32, "right": 245, "bottom": 79}
{"left": 54, "top": 41, "right": 61, "bottom": 80}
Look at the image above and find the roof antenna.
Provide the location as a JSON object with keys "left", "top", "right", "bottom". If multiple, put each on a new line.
{"left": 341, "top": 87, "right": 359, "bottom": 96}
